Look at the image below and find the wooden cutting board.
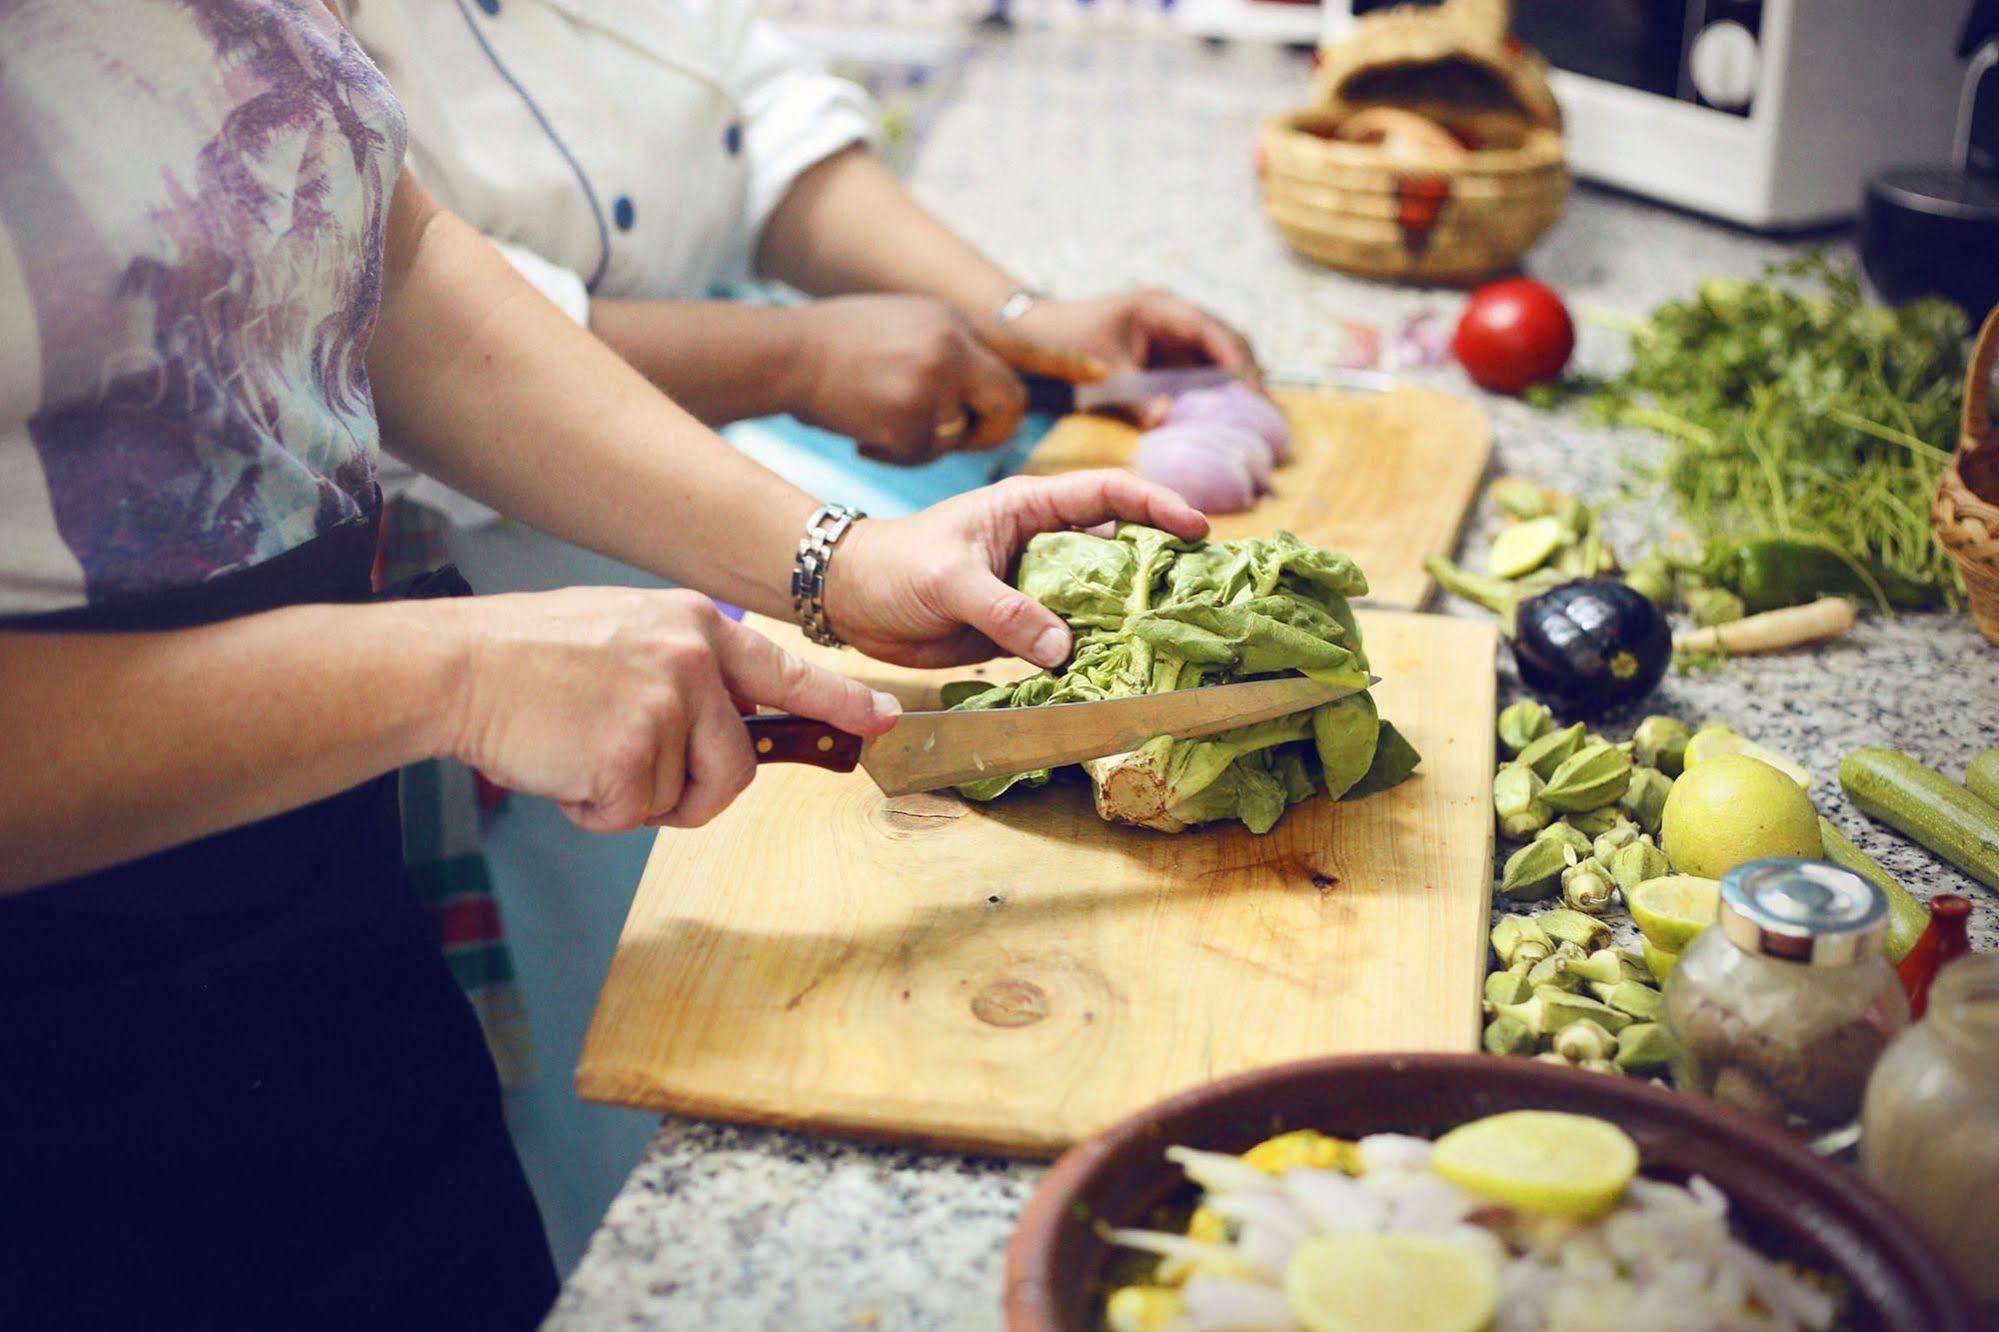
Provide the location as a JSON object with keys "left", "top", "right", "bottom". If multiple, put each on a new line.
{"left": 577, "top": 611, "right": 1497, "bottom": 1158}
{"left": 1019, "top": 383, "right": 1489, "bottom": 609}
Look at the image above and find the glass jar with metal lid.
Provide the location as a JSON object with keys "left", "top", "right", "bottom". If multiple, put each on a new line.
{"left": 1860, "top": 954, "right": 1999, "bottom": 1302}
{"left": 1663, "top": 858, "right": 1910, "bottom": 1133}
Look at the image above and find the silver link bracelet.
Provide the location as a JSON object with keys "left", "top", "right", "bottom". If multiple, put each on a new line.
{"left": 791, "top": 503, "right": 864, "bottom": 648}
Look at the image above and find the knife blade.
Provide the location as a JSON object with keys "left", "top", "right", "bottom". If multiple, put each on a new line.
{"left": 1021, "top": 365, "right": 1240, "bottom": 418}
{"left": 743, "top": 674, "right": 1374, "bottom": 797}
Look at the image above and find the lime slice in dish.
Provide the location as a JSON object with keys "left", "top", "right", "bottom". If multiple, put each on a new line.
{"left": 1283, "top": 1232, "right": 1498, "bottom": 1332}
{"left": 1683, "top": 727, "right": 1812, "bottom": 789}
{"left": 1430, "top": 1110, "right": 1639, "bottom": 1218}
{"left": 1641, "top": 939, "right": 1681, "bottom": 983}
{"left": 1627, "top": 873, "right": 1722, "bottom": 953}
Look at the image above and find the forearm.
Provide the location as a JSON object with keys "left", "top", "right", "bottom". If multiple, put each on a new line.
{"left": 755, "top": 146, "right": 1018, "bottom": 317}
{"left": 0, "top": 603, "right": 461, "bottom": 892}
{"left": 587, "top": 299, "right": 810, "bottom": 428}
{"left": 367, "top": 184, "right": 817, "bottom": 617}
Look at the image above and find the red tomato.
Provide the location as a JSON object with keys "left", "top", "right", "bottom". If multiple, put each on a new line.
{"left": 1451, "top": 278, "right": 1575, "bottom": 395}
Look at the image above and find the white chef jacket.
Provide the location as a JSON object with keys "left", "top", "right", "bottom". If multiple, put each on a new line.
{"left": 344, "top": 0, "right": 879, "bottom": 523}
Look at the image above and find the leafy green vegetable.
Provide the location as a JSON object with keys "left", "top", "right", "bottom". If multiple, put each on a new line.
{"left": 1575, "top": 255, "right": 1972, "bottom": 609}
{"left": 951, "top": 526, "right": 1418, "bottom": 832}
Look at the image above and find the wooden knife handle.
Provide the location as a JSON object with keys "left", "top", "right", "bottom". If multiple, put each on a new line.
{"left": 743, "top": 714, "right": 863, "bottom": 773}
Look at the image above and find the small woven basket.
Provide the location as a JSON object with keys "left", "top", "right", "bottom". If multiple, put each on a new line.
{"left": 1934, "top": 303, "right": 1999, "bottom": 645}
{"left": 1259, "top": 0, "right": 1566, "bottom": 284}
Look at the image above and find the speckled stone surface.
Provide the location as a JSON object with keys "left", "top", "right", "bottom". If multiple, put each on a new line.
{"left": 545, "top": 27, "right": 1999, "bottom": 1331}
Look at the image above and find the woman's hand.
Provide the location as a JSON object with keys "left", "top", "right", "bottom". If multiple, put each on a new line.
{"left": 786, "top": 295, "right": 1103, "bottom": 464}
{"left": 822, "top": 470, "right": 1209, "bottom": 670}
{"left": 444, "top": 589, "right": 900, "bottom": 832}
{"left": 787, "top": 295, "right": 1022, "bottom": 461}
{"left": 1010, "top": 289, "right": 1258, "bottom": 378}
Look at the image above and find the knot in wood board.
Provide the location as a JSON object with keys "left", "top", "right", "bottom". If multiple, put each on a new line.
{"left": 970, "top": 977, "right": 1049, "bottom": 1027}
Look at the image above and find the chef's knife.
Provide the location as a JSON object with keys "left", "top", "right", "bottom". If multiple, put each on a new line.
{"left": 1020, "top": 366, "right": 1399, "bottom": 417}
{"left": 1021, "top": 365, "right": 1240, "bottom": 417}
{"left": 743, "top": 674, "right": 1373, "bottom": 796}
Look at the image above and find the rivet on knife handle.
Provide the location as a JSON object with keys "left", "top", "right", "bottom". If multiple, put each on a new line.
{"left": 743, "top": 714, "right": 863, "bottom": 773}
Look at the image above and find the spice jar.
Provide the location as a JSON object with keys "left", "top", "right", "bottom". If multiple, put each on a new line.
{"left": 1664, "top": 859, "right": 1909, "bottom": 1132}
{"left": 1860, "top": 954, "right": 1999, "bottom": 1303}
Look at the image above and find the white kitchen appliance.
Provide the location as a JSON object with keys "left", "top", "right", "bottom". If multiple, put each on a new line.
{"left": 1323, "top": 0, "right": 1970, "bottom": 230}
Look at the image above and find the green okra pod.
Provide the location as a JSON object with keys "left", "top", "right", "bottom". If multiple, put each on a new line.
{"left": 1494, "top": 765, "right": 1553, "bottom": 840}
{"left": 1484, "top": 970, "right": 1534, "bottom": 1007}
{"left": 1497, "top": 699, "right": 1555, "bottom": 756}
{"left": 1608, "top": 838, "right": 1671, "bottom": 892}
{"left": 1619, "top": 767, "right": 1673, "bottom": 835}
{"left": 1483, "top": 1015, "right": 1538, "bottom": 1056}
{"left": 1514, "top": 723, "right": 1590, "bottom": 781}
{"left": 1543, "top": 743, "right": 1634, "bottom": 813}
{"left": 1561, "top": 859, "right": 1617, "bottom": 915}
{"left": 1538, "top": 909, "right": 1611, "bottom": 952}
{"left": 1491, "top": 914, "right": 1554, "bottom": 970}
{"left": 1500, "top": 837, "right": 1569, "bottom": 902}
{"left": 1632, "top": 716, "right": 1691, "bottom": 776}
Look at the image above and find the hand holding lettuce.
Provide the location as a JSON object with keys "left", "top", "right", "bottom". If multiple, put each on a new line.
{"left": 949, "top": 526, "right": 1418, "bottom": 832}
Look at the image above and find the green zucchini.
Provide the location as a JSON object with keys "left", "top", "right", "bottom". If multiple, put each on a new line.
{"left": 1969, "top": 748, "right": 1999, "bottom": 811}
{"left": 1838, "top": 748, "right": 1999, "bottom": 892}
{"left": 1816, "top": 817, "right": 1927, "bottom": 963}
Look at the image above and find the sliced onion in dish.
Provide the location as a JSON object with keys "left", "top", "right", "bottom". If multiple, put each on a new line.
{"left": 1164, "top": 382, "right": 1293, "bottom": 463}
{"left": 1134, "top": 427, "right": 1259, "bottom": 514}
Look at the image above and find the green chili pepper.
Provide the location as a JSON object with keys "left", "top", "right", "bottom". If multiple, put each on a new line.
{"left": 1703, "top": 538, "right": 1942, "bottom": 613}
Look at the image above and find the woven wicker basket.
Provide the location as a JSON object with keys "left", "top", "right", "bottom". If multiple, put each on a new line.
{"left": 1260, "top": 0, "right": 1566, "bottom": 283}
{"left": 1934, "top": 303, "right": 1999, "bottom": 645}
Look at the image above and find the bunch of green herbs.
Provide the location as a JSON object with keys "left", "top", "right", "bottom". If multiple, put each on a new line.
{"left": 1539, "top": 255, "right": 1971, "bottom": 609}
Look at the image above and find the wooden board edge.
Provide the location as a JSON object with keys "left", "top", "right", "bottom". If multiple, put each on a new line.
{"left": 574, "top": 1062, "right": 1075, "bottom": 1160}
{"left": 1370, "top": 384, "right": 1492, "bottom": 612}
{"left": 1457, "top": 616, "right": 1500, "bottom": 1047}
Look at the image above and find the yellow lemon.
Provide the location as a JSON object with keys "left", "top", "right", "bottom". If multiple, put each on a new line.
{"left": 1660, "top": 753, "right": 1822, "bottom": 879}
{"left": 1431, "top": 1110, "right": 1639, "bottom": 1217}
{"left": 1283, "top": 1233, "right": 1497, "bottom": 1332}
{"left": 1684, "top": 727, "right": 1812, "bottom": 789}
{"left": 1627, "top": 874, "right": 1722, "bottom": 953}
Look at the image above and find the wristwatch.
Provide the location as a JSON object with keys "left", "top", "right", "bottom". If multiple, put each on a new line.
{"left": 791, "top": 503, "right": 864, "bottom": 648}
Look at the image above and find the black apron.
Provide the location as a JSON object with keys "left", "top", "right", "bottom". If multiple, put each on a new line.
{"left": 0, "top": 509, "right": 558, "bottom": 1331}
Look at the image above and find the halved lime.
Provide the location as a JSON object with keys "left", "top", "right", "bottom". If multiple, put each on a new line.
{"left": 1283, "top": 1233, "right": 1497, "bottom": 1332}
{"left": 1683, "top": 727, "right": 1811, "bottom": 789}
{"left": 1430, "top": 1110, "right": 1638, "bottom": 1217}
{"left": 1486, "top": 516, "right": 1567, "bottom": 579}
{"left": 1641, "top": 939, "right": 1680, "bottom": 983}
{"left": 1627, "top": 874, "right": 1722, "bottom": 952}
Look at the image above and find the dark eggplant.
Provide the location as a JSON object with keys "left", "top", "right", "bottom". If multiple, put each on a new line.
{"left": 1511, "top": 578, "right": 1671, "bottom": 717}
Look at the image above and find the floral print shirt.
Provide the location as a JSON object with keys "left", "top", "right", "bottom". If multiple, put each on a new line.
{"left": 0, "top": 0, "right": 407, "bottom": 613}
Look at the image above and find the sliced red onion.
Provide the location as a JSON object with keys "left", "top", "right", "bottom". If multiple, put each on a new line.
{"left": 1134, "top": 427, "right": 1257, "bottom": 514}
{"left": 1164, "top": 382, "right": 1294, "bottom": 463}
{"left": 1153, "top": 421, "right": 1273, "bottom": 490}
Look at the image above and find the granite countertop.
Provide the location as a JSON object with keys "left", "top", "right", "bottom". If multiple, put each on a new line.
{"left": 545, "top": 26, "right": 1999, "bottom": 1331}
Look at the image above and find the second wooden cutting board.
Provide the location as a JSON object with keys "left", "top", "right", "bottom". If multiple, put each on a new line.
{"left": 1020, "top": 383, "right": 1490, "bottom": 609}
{"left": 578, "top": 611, "right": 1498, "bottom": 1158}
